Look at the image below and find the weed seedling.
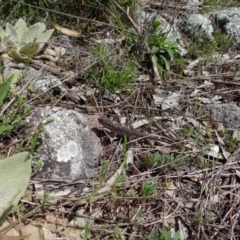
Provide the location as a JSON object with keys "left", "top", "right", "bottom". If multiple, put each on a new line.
{"left": 226, "top": 136, "right": 239, "bottom": 152}
{"left": 140, "top": 180, "right": 158, "bottom": 196}
{"left": 41, "top": 187, "right": 54, "bottom": 210}
{"left": 147, "top": 20, "right": 181, "bottom": 79}
{"left": 82, "top": 218, "right": 91, "bottom": 240}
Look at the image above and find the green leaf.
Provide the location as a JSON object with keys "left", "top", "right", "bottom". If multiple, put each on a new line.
{"left": 166, "top": 34, "right": 179, "bottom": 43}
{"left": 0, "top": 27, "right": 5, "bottom": 40}
{"left": 14, "top": 18, "right": 28, "bottom": 40}
{"left": 151, "top": 20, "right": 162, "bottom": 34}
{"left": 148, "top": 229, "right": 158, "bottom": 240}
{"left": 36, "top": 29, "right": 54, "bottom": 50}
{"left": 161, "top": 55, "right": 170, "bottom": 71}
{"left": 157, "top": 63, "right": 163, "bottom": 77}
{"left": 8, "top": 49, "right": 31, "bottom": 62}
{"left": 21, "top": 22, "right": 46, "bottom": 43}
{"left": 0, "top": 76, "right": 12, "bottom": 106}
{"left": 5, "top": 23, "right": 18, "bottom": 43}
{"left": 19, "top": 42, "right": 41, "bottom": 56}
{"left": 153, "top": 20, "right": 162, "bottom": 28}
{"left": 0, "top": 124, "right": 13, "bottom": 134}
{"left": 166, "top": 48, "right": 174, "bottom": 61}
{"left": 151, "top": 46, "right": 159, "bottom": 54}
{"left": 0, "top": 152, "right": 32, "bottom": 224}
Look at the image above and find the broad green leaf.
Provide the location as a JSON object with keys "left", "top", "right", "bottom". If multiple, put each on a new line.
{"left": 5, "top": 23, "right": 18, "bottom": 43}
{"left": 0, "top": 27, "right": 5, "bottom": 40}
{"left": 3, "top": 38, "right": 17, "bottom": 52}
{"left": 14, "top": 18, "right": 28, "bottom": 40}
{"left": 0, "top": 124, "right": 13, "bottom": 134}
{"left": 0, "top": 152, "right": 32, "bottom": 224}
{"left": 148, "top": 229, "right": 158, "bottom": 239}
{"left": 36, "top": 29, "right": 54, "bottom": 50}
{"left": 1, "top": 72, "right": 21, "bottom": 85}
{"left": 19, "top": 43, "right": 40, "bottom": 56}
{"left": 8, "top": 49, "right": 30, "bottom": 62}
{"left": 21, "top": 22, "right": 46, "bottom": 43}
{"left": 0, "top": 77, "right": 12, "bottom": 106}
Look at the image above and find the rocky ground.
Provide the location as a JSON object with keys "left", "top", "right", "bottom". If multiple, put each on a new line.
{"left": 1, "top": 0, "right": 240, "bottom": 239}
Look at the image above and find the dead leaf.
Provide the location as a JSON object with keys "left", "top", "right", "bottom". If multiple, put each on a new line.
{"left": 52, "top": 23, "right": 81, "bottom": 37}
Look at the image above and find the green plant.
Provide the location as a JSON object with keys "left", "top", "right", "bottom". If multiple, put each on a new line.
{"left": 147, "top": 20, "right": 181, "bottom": 79}
{"left": 85, "top": 44, "right": 137, "bottom": 93}
{"left": 0, "top": 74, "right": 31, "bottom": 135}
{"left": 11, "top": 203, "right": 25, "bottom": 214}
{"left": 41, "top": 187, "right": 54, "bottom": 210}
{"left": 0, "top": 74, "right": 12, "bottom": 107}
{"left": 226, "top": 136, "right": 239, "bottom": 152}
{"left": 0, "top": 0, "right": 52, "bottom": 20}
{"left": 0, "top": 152, "right": 32, "bottom": 224}
{"left": 200, "top": 158, "right": 211, "bottom": 169}
{"left": 112, "top": 224, "right": 125, "bottom": 239}
{"left": 0, "top": 72, "right": 22, "bottom": 91}
{"left": 187, "top": 31, "right": 233, "bottom": 75}
{"left": 201, "top": 0, "right": 240, "bottom": 12}
{"left": 194, "top": 207, "right": 214, "bottom": 223}
{"left": 26, "top": 119, "right": 53, "bottom": 152}
{"left": 154, "top": 151, "right": 189, "bottom": 170}
{"left": 140, "top": 180, "right": 158, "bottom": 196}
{"left": 148, "top": 229, "right": 181, "bottom": 240}
{"left": 99, "top": 159, "right": 109, "bottom": 188}
{"left": 82, "top": 218, "right": 91, "bottom": 240}
{"left": 112, "top": 136, "right": 128, "bottom": 193}
{"left": 0, "top": 18, "right": 54, "bottom": 62}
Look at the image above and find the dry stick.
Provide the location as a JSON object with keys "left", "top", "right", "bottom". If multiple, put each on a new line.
{"left": 112, "top": 0, "right": 161, "bottom": 82}
{"left": 0, "top": 206, "right": 41, "bottom": 234}
{"left": 229, "top": 173, "right": 234, "bottom": 228}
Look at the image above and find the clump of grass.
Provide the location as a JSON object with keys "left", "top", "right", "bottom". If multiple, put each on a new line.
{"left": 201, "top": 0, "right": 240, "bottom": 12}
{"left": 85, "top": 44, "right": 138, "bottom": 93}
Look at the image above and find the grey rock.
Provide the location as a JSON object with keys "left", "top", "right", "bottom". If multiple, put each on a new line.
{"left": 211, "top": 8, "right": 240, "bottom": 44}
{"left": 153, "top": 89, "right": 180, "bottom": 110}
{"left": 28, "top": 68, "right": 80, "bottom": 102}
{"left": 135, "top": 10, "right": 172, "bottom": 33}
{"left": 25, "top": 107, "right": 102, "bottom": 180}
{"left": 208, "top": 103, "right": 240, "bottom": 129}
{"left": 29, "top": 68, "right": 62, "bottom": 92}
{"left": 50, "top": 35, "right": 77, "bottom": 57}
{"left": 211, "top": 7, "right": 240, "bottom": 25}
{"left": 179, "top": 14, "right": 214, "bottom": 42}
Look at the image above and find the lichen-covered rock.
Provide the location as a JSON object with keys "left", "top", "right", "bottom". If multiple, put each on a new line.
{"left": 208, "top": 103, "right": 240, "bottom": 129}
{"left": 25, "top": 107, "right": 102, "bottom": 180}
{"left": 179, "top": 14, "right": 213, "bottom": 42}
{"left": 211, "top": 8, "right": 240, "bottom": 44}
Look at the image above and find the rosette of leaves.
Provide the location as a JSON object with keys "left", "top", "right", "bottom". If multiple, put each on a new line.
{"left": 0, "top": 18, "right": 54, "bottom": 62}
{"left": 148, "top": 20, "right": 181, "bottom": 79}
